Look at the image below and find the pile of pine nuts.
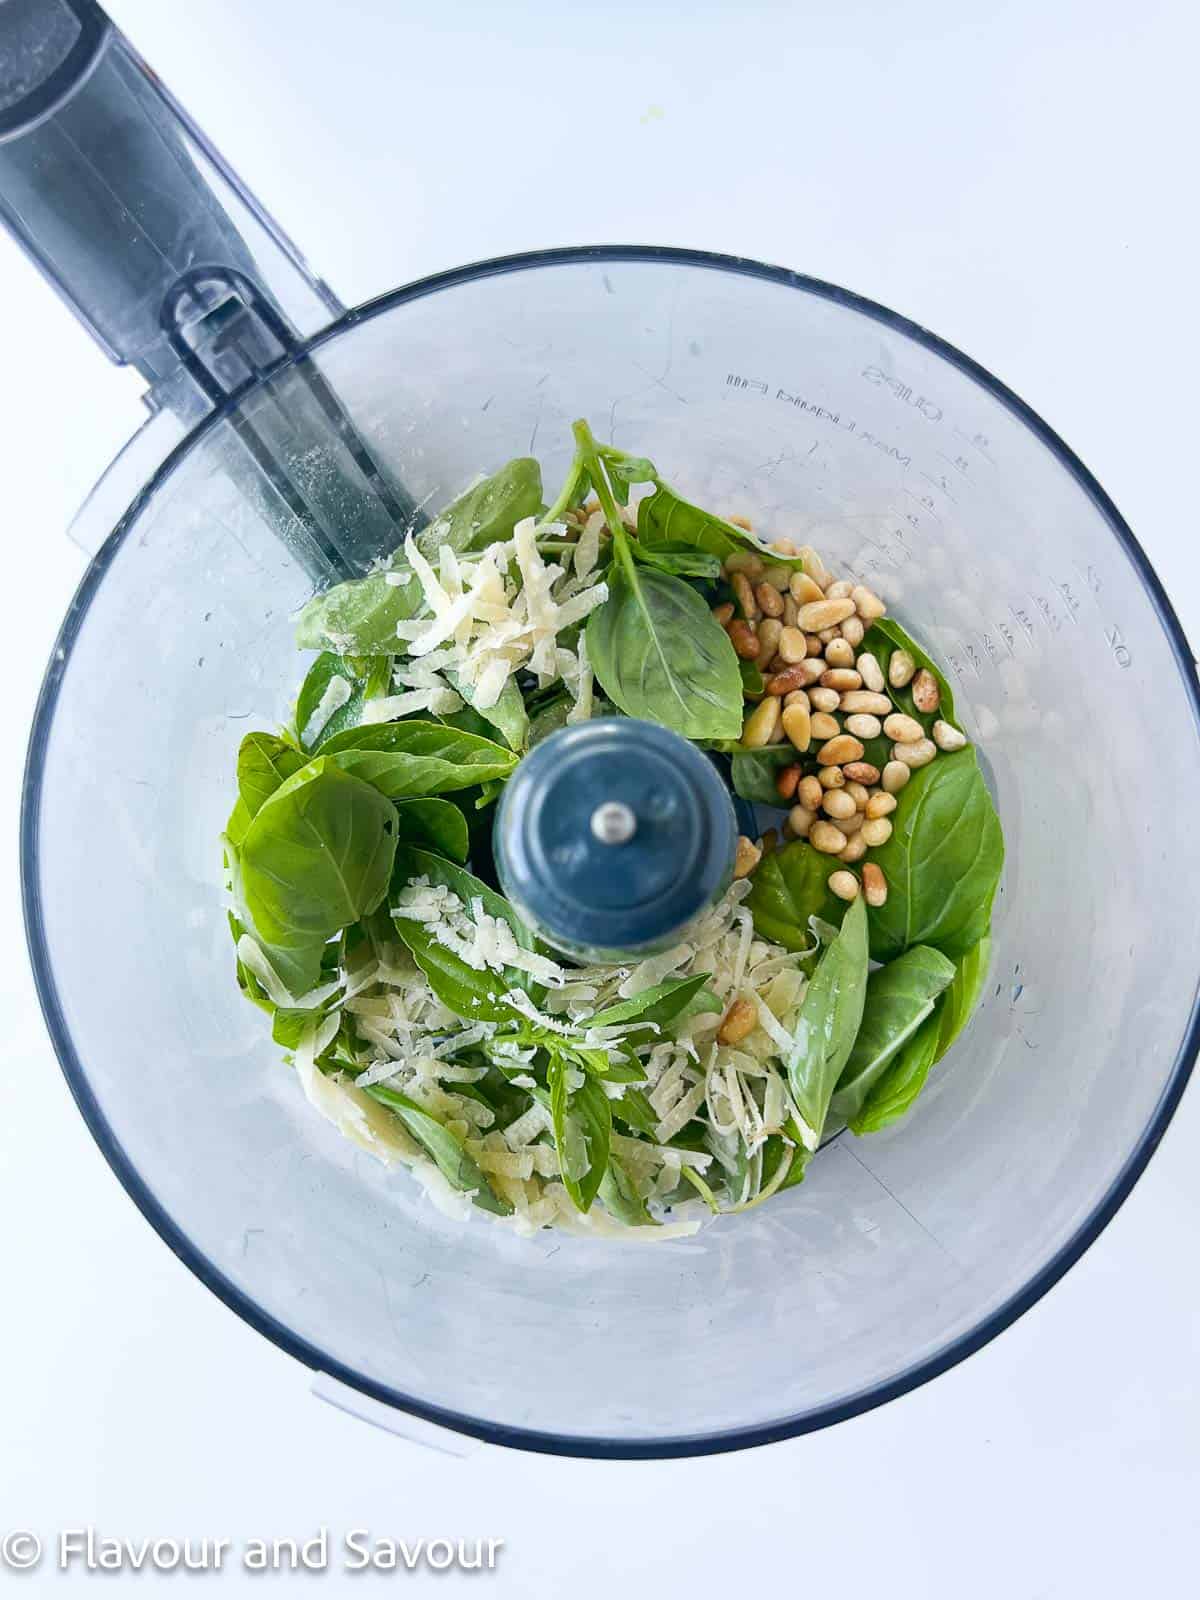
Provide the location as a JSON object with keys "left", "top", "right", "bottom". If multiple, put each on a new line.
{"left": 720, "top": 536, "right": 966, "bottom": 906}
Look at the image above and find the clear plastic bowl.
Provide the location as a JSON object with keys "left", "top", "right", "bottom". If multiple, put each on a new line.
{"left": 22, "top": 247, "right": 1200, "bottom": 1456}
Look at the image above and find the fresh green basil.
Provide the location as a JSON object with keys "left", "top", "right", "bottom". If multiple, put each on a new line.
{"left": 363, "top": 1083, "right": 511, "bottom": 1215}
{"left": 831, "top": 945, "right": 955, "bottom": 1125}
{"left": 784, "top": 894, "right": 869, "bottom": 1141}
{"left": 738, "top": 660, "right": 764, "bottom": 696}
{"left": 864, "top": 617, "right": 960, "bottom": 733}
{"left": 393, "top": 798, "right": 469, "bottom": 862}
{"left": 236, "top": 732, "right": 305, "bottom": 820}
{"left": 239, "top": 759, "right": 398, "bottom": 998}
{"left": 587, "top": 559, "right": 743, "bottom": 739}
{"left": 319, "top": 721, "right": 517, "bottom": 796}
{"left": 730, "top": 746, "right": 795, "bottom": 805}
{"left": 848, "top": 1010, "right": 941, "bottom": 1135}
{"left": 629, "top": 539, "right": 723, "bottom": 581}
{"left": 589, "top": 973, "right": 714, "bottom": 1031}
{"left": 548, "top": 1052, "right": 613, "bottom": 1212}
{"left": 453, "top": 674, "right": 529, "bottom": 753}
{"left": 294, "top": 567, "right": 424, "bottom": 656}
{"left": 598, "top": 1156, "right": 657, "bottom": 1226}
{"left": 635, "top": 480, "right": 805, "bottom": 571}
{"left": 933, "top": 933, "right": 992, "bottom": 1064}
{"left": 866, "top": 748, "right": 1003, "bottom": 961}
{"left": 414, "top": 457, "right": 542, "bottom": 562}
{"left": 746, "top": 841, "right": 844, "bottom": 953}
{"left": 608, "top": 1087, "right": 660, "bottom": 1140}
{"left": 390, "top": 846, "right": 544, "bottom": 1022}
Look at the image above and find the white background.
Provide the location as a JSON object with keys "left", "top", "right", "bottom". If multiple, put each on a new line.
{"left": 2, "top": 0, "right": 1199, "bottom": 1591}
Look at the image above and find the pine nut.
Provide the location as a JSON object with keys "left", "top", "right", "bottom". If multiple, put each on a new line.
{"left": 766, "top": 664, "right": 809, "bottom": 696}
{"left": 856, "top": 652, "right": 885, "bottom": 692}
{"left": 852, "top": 585, "right": 886, "bottom": 620}
{"left": 840, "top": 616, "right": 865, "bottom": 647}
{"left": 799, "top": 548, "right": 832, "bottom": 589}
{"left": 733, "top": 835, "right": 763, "bottom": 878}
{"left": 796, "top": 597, "right": 856, "bottom": 631}
{"left": 742, "top": 698, "right": 781, "bottom": 747}
{"left": 787, "top": 804, "right": 815, "bottom": 839}
{"left": 839, "top": 833, "right": 868, "bottom": 864}
{"left": 888, "top": 648, "right": 916, "bottom": 688}
{"left": 845, "top": 714, "right": 882, "bottom": 740}
{"left": 822, "top": 788, "right": 857, "bottom": 820}
{"left": 809, "top": 686, "right": 841, "bottom": 712}
{"left": 810, "top": 821, "right": 848, "bottom": 854}
{"left": 724, "top": 551, "right": 764, "bottom": 577}
{"left": 839, "top": 809, "right": 864, "bottom": 836}
{"left": 781, "top": 702, "right": 812, "bottom": 752}
{"left": 866, "top": 791, "right": 897, "bottom": 819}
{"left": 783, "top": 595, "right": 800, "bottom": 628}
{"left": 839, "top": 690, "right": 892, "bottom": 715}
{"left": 768, "top": 716, "right": 789, "bottom": 745}
{"left": 810, "top": 712, "right": 841, "bottom": 740}
{"left": 883, "top": 712, "right": 924, "bottom": 743}
{"left": 818, "top": 627, "right": 839, "bottom": 644}
{"left": 732, "top": 572, "right": 760, "bottom": 621}
{"left": 862, "top": 863, "right": 888, "bottom": 906}
{"left": 728, "top": 514, "right": 754, "bottom": 531}
{"left": 844, "top": 762, "right": 880, "bottom": 788}
{"left": 784, "top": 688, "right": 810, "bottom": 710}
{"left": 806, "top": 634, "right": 825, "bottom": 657}
{"left": 829, "top": 870, "right": 860, "bottom": 902}
{"left": 756, "top": 618, "right": 782, "bottom": 664}
{"left": 933, "top": 719, "right": 967, "bottom": 751}
{"left": 718, "top": 997, "right": 759, "bottom": 1045}
{"left": 762, "top": 563, "right": 792, "bottom": 592}
{"left": 861, "top": 816, "right": 893, "bottom": 847}
{"left": 797, "top": 658, "right": 828, "bottom": 685}
{"left": 824, "top": 637, "right": 855, "bottom": 668}
{"left": 881, "top": 760, "right": 911, "bottom": 793}
{"left": 844, "top": 780, "right": 870, "bottom": 809}
{"left": 911, "top": 668, "right": 941, "bottom": 713}
{"left": 777, "top": 626, "right": 808, "bottom": 664}
{"left": 797, "top": 775, "right": 823, "bottom": 810}
{"left": 892, "top": 738, "right": 936, "bottom": 769}
{"left": 817, "top": 765, "right": 845, "bottom": 789}
{"left": 818, "top": 734, "right": 864, "bottom": 765}
{"left": 755, "top": 582, "right": 784, "bottom": 617}
{"left": 775, "top": 763, "right": 803, "bottom": 802}
{"left": 728, "top": 620, "right": 761, "bottom": 659}
{"left": 821, "top": 667, "right": 863, "bottom": 692}
{"left": 789, "top": 570, "right": 826, "bottom": 605}
{"left": 773, "top": 537, "right": 798, "bottom": 556}
{"left": 825, "top": 579, "right": 854, "bottom": 601}
{"left": 712, "top": 602, "right": 734, "bottom": 625}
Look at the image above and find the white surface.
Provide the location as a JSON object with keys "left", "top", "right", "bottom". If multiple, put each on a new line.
{"left": 2, "top": 0, "right": 1198, "bottom": 1591}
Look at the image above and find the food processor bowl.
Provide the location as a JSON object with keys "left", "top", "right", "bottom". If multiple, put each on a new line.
{"left": 22, "top": 248, "right": 1200, "bottom": 1456}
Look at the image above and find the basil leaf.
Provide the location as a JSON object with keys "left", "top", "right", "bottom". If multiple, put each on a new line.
{"left": 746, "top": 841, "right": 844, "bottom": 953}
{"left": 831, "top": 946, "right": 956, "bottom": 1125}
{"left": 453, "top": 673, "right": 529, "bottom": 753}
{"left": 630, "top": 540, "right": 723, "bottom": 581}
{"left": 933, "top": 932, "right": 992, "bottom": 1064}
{"left": 228, "top": 912, "right": 273, "bottom": 1015}
{"left": 637, "top": 480, "right": 806, "bottom": 570}
{"left": 393, "top": 798, "right": 469, "bottom": 862}
{"left": 363, "top": 1084, "right": 511, "bottom": 1216}
{"left": 295, "top": 567, "right": 424, "bottom": 656}
{"left": 236, "top": 732, "right": 305, "bottom": 820}
{"left": 319, "top": 721, "right": 517, "bottom": 796}
{"left": 863, "top": 618, "right": 960, "bottom": 734}
{"left": 239, "top": 759, "right": 398, "bottom": 998}
{"left": 586, "top": 560, "right": 743, "bottom": 739}
{"left": 598, "top": 1156, "right": 657, "bottom": 1226}
{"left": 609, "top": 1087, "right": 660, "bottom": 1139}
{"left": 390, "top": 846, "right": 545, "bottom": 1022}
{"left": 548, "top": 1053, "right": 612, "bottom": 1213}
{"left": 415, "top": 457, "right": 542, "bottom": 561}
{"left": 739, "top": 659, "right": 764, "bottom": 696}
{"left": 589, "top": 973, "right": 714, "bottom": 1031}
{"left": 785, "top": 894, "right": 868, "bottom": 1142}
{"left": 730, "top": 746, "right": 795, "bottom": 805}
{"left": 866, "top": 748, "right": 1004, "bottom": 961}
{"left": 848, "top": 1010, "right": 941, "bottom": 1135}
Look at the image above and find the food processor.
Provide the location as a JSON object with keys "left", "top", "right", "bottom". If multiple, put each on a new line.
{"left": 8, "top": 0, "right": 1200, "bottom": 1457}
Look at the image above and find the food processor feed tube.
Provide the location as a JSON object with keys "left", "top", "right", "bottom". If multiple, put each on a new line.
{"left": 0, "top": 0, "right": 418, "bottom": 580}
